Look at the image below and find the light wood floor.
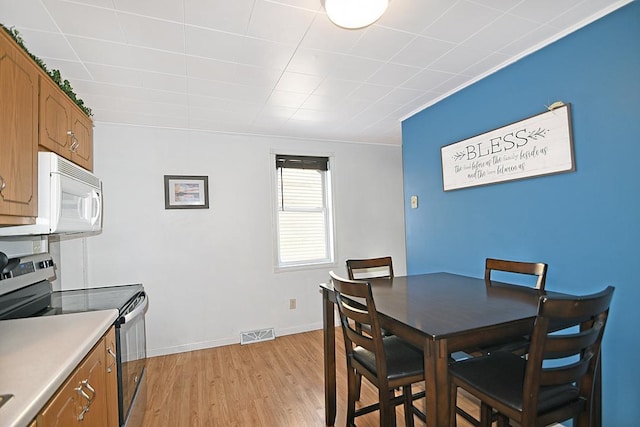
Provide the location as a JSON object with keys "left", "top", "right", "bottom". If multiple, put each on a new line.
{"left": 142, "top": 328, "right": 482, "bottom": 427}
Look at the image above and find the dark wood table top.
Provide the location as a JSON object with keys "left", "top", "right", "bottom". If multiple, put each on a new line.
{"left": 322, "top": 272, "right": 554, "bottom": 341}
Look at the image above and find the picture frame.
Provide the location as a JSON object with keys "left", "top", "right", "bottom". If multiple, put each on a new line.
{"left": 164, "top": 175, "right": 209, "bottom": 209}
{"left": 440, "top": 103, "right": 575, "bottom": 191}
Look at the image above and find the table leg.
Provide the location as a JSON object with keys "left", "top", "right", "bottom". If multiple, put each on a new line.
{"left": 322, "top": 288, "right": 336, "bottom": 426}
{"left": 424, "top": 338, "right": 450, "bottom": 427}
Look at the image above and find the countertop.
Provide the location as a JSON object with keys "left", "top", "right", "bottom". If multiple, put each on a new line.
{"left": 0, "top": 310, "right": 118, "bottom": 427}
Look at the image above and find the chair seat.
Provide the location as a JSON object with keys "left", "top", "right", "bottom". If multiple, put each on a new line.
{"left": 450, "top": 352, "right": 580, "bottom": 414}
{"left": 353, "top": 336, "right": 424, "bottom": 380}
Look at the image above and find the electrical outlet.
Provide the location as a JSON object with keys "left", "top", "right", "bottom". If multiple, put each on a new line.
{"left": 33, "top": 240, "right": 42, "bottom": 253}
{"left": 289, "top": 298, "right": 297, "bottom": 309}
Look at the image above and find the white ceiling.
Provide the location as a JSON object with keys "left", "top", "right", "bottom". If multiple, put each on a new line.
{"left": 0, "top": 0, "right": 631, "bottom": 145}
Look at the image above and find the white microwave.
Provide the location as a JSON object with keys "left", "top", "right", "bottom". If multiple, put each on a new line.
{"left": 0, "top": 152, "right": 102, "bottom": 236}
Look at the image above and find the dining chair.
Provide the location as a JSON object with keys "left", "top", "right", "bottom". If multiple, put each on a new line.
{"left": 455, "top": 258, "right": 550, "bottom": 426}
{"left": 475, "top": 258, "right": 550, "bottom": 355}
{"left": 329, "top": 271, "right": 425, "bottom": 427}
{"left": 346, "top": 256, "right": 396, "bottom": 399}
{"left": 346, "top": 256, "right": 394, "bottom": 280}
{"left": 449, "top": 286, "right": 615, "bottom": 427}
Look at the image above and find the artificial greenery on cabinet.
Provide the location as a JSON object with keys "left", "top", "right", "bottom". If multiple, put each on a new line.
{"left": 1, "top": 23, "right": 92, "bottom": 117}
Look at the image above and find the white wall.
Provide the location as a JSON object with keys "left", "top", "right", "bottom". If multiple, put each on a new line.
{"left": 58, "top": 123, "right": 406, "bottom": 357}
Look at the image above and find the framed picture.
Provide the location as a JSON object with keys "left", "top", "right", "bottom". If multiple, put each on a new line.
{"left": 164, "top": 175, "right": 209, "bottom": 209}
{"left": 440, "top": 103, "right": 575, "bottom": 191}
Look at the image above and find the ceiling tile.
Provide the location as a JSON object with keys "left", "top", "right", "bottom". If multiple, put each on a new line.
{"left": 325, "top": 54, "right": 385, "bottom": 81}
{"left": 349, "top": 83, "right": 394, "bottom": 102}
{"left": 188, "top": 78, "right": 271, "bottom": 103}
{"left": 508, "top": 0, "right": 583, "bottom": 25}
{"left": 366, "top": 62, "right": 421, "bottom": 86}
{"left": 460, "top": 51, "right": 511, "bottom": 77}
{"left": 265, "top": 90, "right": 309, "bottom": 109}
{"left": 390, "top": 35, "right": 456, "bottom": 68}
{"left": 376, "top": 0, "right": 454, "bottom": 34}
{"left": 12, "top": 29, "right": 77, "bottom": 61}
{"left": 184, "top": 0, "right": 254, "bottom": 33}
{"left": 298, "top": 14, "right": 363, "bottom": 54}
{"left": 38, "top": 58, "right": 92, "bottom": 81}
{"left": 118, "top": 14, "right": 185, "bottom": 53}
{"left": 401, "top": 68, "right": 454, "bottom": 91}
{"left": 185, "top": 25, "right": 243, "bottom": 62}
{"left": 312, "top": 78, "right": 362, "bottom": 99}
{"left": 42, "top": 0, "right": 125, "bottom": 42}
{"left": 275, "top": 71, "right": 323, "bottom": 94}
{"left": 235, "top": 37, "right": 297, "bottom": 70}
{"left": 187, "top": 56, "right": 282, "bottom": 88}
{"left": 421, "top": 0, "right": 503, "bottom": 43}
{"left": 547, "top": 0, "right": 623, "bottom": 30}
{"left": 349, "top": 26, "right": 415, "bottom": 61}
{"left": 0, "top": 0, "right": 58, "bottom": 31}
{"left": 380, "top": 87, "right": 428, "bottom": 105}
{"left": 128, "top": 45, "right": 186, "bottom": 75}
{"left": 429, "top": 45, "right": 492, "bottom": 75}
{"left": 84, "top": 63, "right": 144, "bottom": 87}
{"left": 247, "top": 0, "right": 316, "bottom": 44}
{"left": 498, "top": 24, "right": 563, "bottom": 57}
{"left": 66, "top": 36, "right": 135, "bottom": 68}
{"left": 463, "top": 13, "right": 540, "bottom": 52}
{"left": 139, "top": 71, "right": 189, "bottom": 93}
{"left": 286, "top": 48, "right": 342, "bottom": 77}
{"left": 112, "top": 0, "right": 185, "bottom": 22}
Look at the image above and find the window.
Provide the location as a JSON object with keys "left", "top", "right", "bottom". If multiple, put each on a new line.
{"left": 274, "top": 154, "right": 334, "bottom": 268}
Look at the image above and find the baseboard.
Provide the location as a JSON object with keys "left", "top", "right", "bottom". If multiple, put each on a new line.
{"left": 146, "top": 321, "right": 324, "bottom": 358}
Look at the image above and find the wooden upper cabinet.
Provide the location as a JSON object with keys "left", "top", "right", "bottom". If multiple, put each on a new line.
{"left": 0, "top": 30, "right": 38, "bottom": 223}
{"left": 39, "top": 76, "right": 94, "bottom": 171}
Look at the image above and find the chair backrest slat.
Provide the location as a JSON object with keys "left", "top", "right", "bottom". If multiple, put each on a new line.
{"left": 485, "top": 257, "right": 548, "bottom": 290}
{"left": 347, "top": 257, "right": 394, "bottom": 280}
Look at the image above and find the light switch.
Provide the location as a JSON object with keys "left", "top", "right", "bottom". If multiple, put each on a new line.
{"left": 410, "top": 195, "right": 418, "bottom": 209}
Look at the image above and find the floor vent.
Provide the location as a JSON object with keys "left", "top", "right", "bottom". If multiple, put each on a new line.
{"left": 240, "top": 328, "right": 275, "bottom": 345}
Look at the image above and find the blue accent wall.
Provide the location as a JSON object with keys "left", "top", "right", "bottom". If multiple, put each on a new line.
{"left": 402, "top": 2, "right": 640, "bottom": 424}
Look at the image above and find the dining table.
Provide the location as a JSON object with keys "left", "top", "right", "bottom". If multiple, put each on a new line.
{"left": 320, "top": 272, "right": 601, "bottom": 427}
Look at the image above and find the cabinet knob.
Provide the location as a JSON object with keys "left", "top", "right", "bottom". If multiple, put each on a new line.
{"left": 0, "top": 175, "right": 5, "bottom": 193}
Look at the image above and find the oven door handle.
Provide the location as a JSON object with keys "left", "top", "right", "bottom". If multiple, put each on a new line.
{"left": 120, "top": 292, "right": 148, "bottom": 324}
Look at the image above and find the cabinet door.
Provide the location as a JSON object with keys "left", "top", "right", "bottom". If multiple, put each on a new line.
{"left": 38, "top": 334, "right": 110, "bottom": 427}
{"left": 39, "top": 73, "right": 94, "bottom": 172}
{"left": 70, "top": 109, "right": 94, "bottom": 171}
{"left": 0, "top": 31, "right": 38, "bottom": 222}
{"left": 104, "top": 327, "right": 119, "bottom": 427}
{"left": 77, "top": 337, "right": 109, "bottom": 427}
{"left": 39, "top": 75, "right": 72, "bottom": 153}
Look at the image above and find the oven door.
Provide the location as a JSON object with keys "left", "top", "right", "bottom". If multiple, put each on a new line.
{"left": 117, "top": 292, "right": 148, "bottom": 427}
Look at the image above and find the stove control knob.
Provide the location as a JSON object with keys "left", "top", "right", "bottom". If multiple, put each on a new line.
{"left": 39, "top": 259, "right": 54, "bottom": 268}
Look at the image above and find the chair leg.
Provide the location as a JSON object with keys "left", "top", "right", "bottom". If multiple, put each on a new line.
{"left": 479, "top": 403, "right": 493, "bottom": 427}
{"left": 355, "top": 371, "right": 362, "bottom": 401}
{"left": 496, "top": 413, "right": 509, "bottom": 427}
{"left": 379, "top": 388, "right": 397, "bottom": 427}
{"left": 402, "top": 385, "right": 415, "bottom": 427}
{"left": 449, "top": 382, "right": 458, "bottom": 427}
{"left": 346, "top": 367, "right": 358, "bottom": 426}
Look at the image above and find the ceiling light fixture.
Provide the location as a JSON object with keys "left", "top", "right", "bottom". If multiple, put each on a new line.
{"left": 324, "top": 0, "right": 389, "bottom": 30}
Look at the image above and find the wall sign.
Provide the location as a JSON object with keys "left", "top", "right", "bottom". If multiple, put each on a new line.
{"left": 440, "top": 103, "right": 575, "bottom": 191}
